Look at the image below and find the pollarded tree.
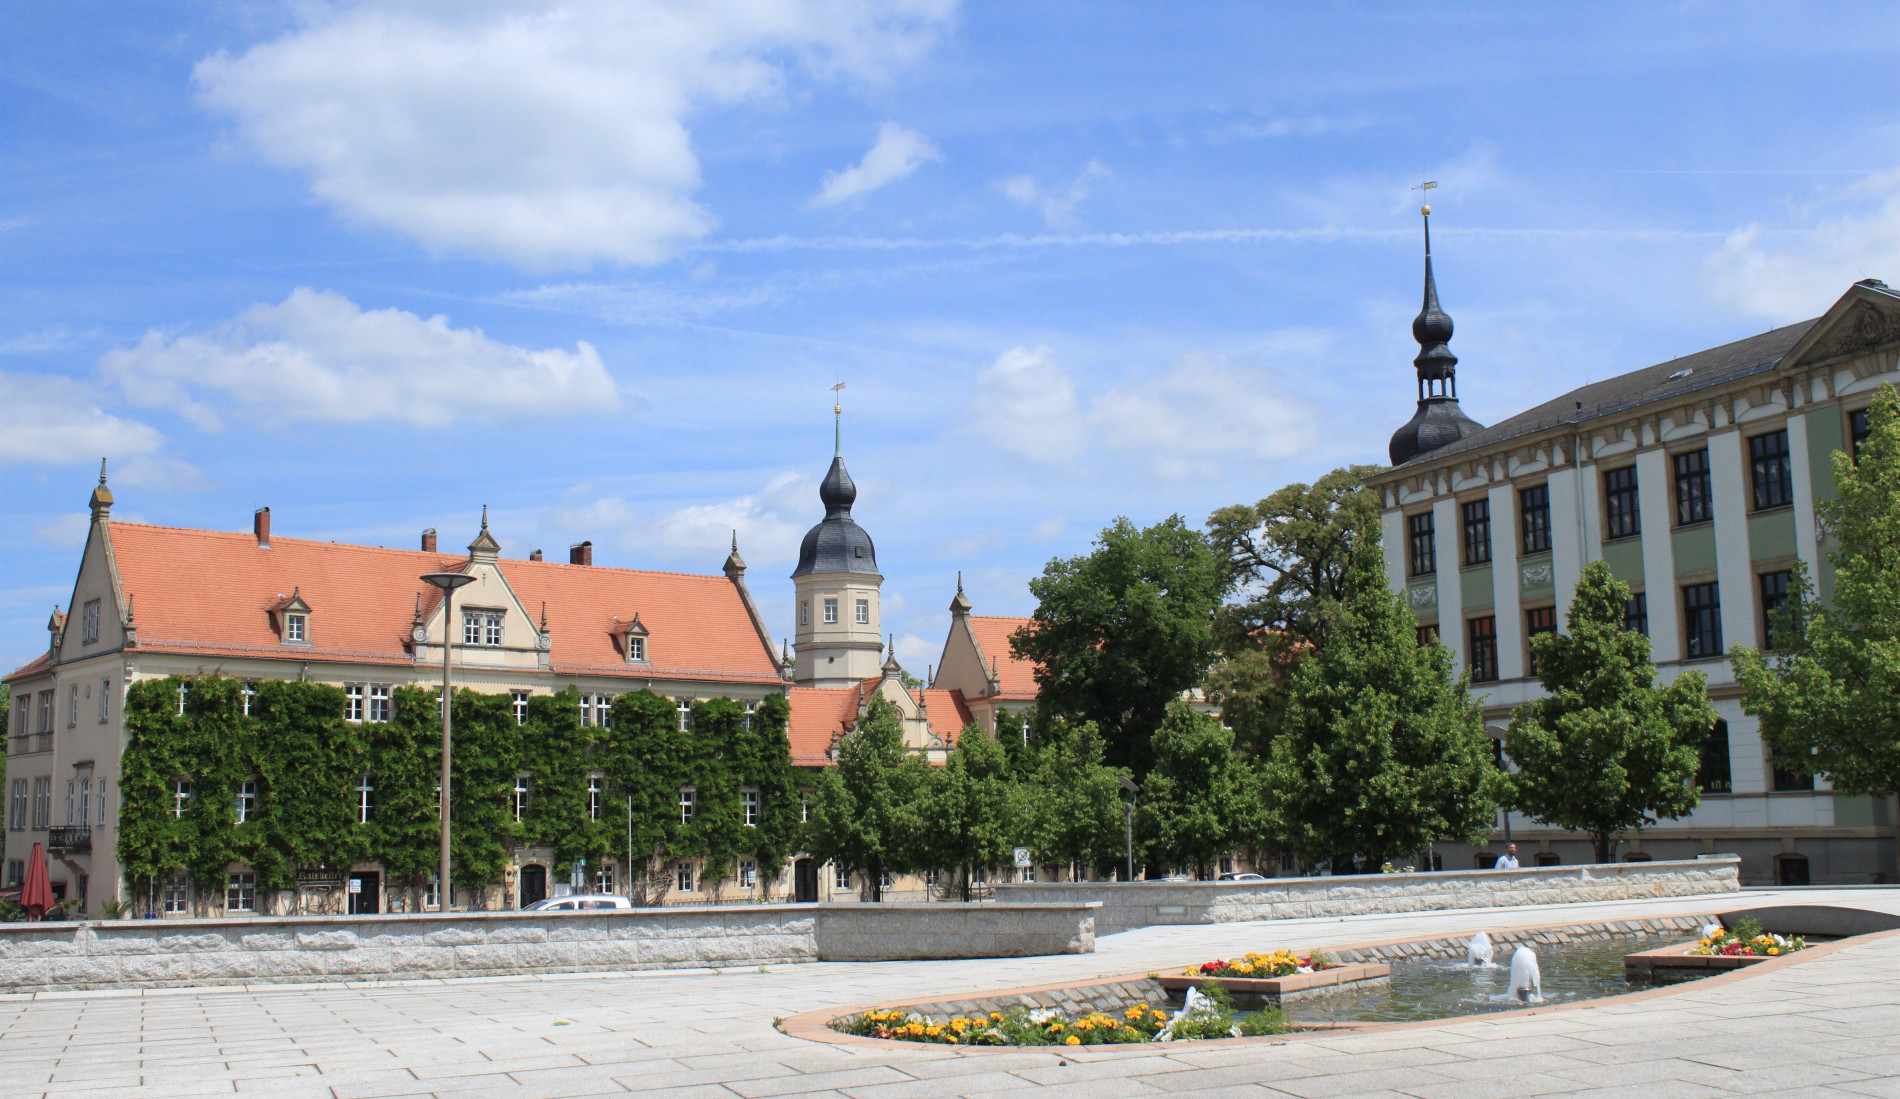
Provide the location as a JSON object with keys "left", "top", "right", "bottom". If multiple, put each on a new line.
{"left": 909, "top": 722, "right": 1022, "bottom": 901}
{"left": 1012, "top": 515, "right": 1224, "bottom": 777}
{"left": 1264, "top": 549, "right": 1500, "bottom": 872}
{"left": 1138, "top": 702, "right": 1247, "bottom": 879}
{"left": 1736, "top": 383, "right": 1900, "bottom": 796}
{"left": 805, "top": 694, "right": 929, "bottom": 901}
{"left": 1507, "top": 560, "right": 1715, "bottom": 864}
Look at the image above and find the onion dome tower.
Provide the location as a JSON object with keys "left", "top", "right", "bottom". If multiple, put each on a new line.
{"left": 1388, "top": 201, "right": 1484, "bottom": 465}
{"left": 791, "top": 395, "right": 884, "bottom": 687}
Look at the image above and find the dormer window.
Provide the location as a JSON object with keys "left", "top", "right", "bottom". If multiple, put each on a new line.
{"left": 614, "top": 612, "right": 650, "bottom": 664}
{"left": 286, "top": 614, "right": 306, "bottom": 642}
{"left": 271, "top": 588, "right": 312, "bottom": 645}
{"left": 628, "top": 636, "right": 646, "bottom": 662}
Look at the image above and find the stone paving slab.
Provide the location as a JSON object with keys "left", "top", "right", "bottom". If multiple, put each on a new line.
{"left": 1, "top": 888, "right": 1897, "bottom": 1098}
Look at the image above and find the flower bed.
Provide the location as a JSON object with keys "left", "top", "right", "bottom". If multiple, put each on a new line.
{"left": 1689, "top": 919, "right": 1806, "bottom": 958}
{"left": 1189, "top": 949, "right": 1336, "bottom": 978}
{"left": 832, "top": 993, "right": 1294, "bottom": 1046}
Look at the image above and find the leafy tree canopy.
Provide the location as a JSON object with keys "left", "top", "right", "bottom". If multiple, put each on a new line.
{"left": 1012, "top": 515, "right": 1223, "bottom": 778}
{"left": 1736, "top": 383, "right": 1900, "bottom": 796}
{"left": 1205, "top": 465, "right": 1383, "bottom": 757}
{"left": 804, "top": 694, "right": 929, "bottom": 900}
{"left": 1137, "top": 702, "right": 1248, "bottom": 879}
{"left": 1263, "top": 547, "right": 1500, "bottom": 872}
{"left": 1017, "top": 713, "right": 1132, "bottom": 875}
{"left": 908, "top": 721, "right": 1022, "bottom": 900}
{"left": 1507, "top": 560, "right": 1715, "bottom": 863}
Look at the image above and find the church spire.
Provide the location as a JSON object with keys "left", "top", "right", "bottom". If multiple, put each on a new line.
{"left": 1387, "top": 188, "right": 1484, "bottom": 466}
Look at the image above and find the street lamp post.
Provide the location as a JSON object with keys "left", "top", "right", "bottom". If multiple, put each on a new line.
{"left": 1117, "top": 775, "right": 1140, "bottom": 883}
{"left": 420, "top": 571, "right": 477, "bottom": 911}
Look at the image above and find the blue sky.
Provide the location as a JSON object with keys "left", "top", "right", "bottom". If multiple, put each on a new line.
{"left": 4, "top": 2, "right": 1900, "bottom": 675}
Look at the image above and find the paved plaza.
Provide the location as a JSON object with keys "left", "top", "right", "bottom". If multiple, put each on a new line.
{"left": 3, "top": 888, "right": 1897, "bottom": 1099}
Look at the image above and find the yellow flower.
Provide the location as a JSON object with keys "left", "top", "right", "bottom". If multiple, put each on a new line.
{"left": 1065, "top": 1035, "right": 1081, "bottom": 1046}
{"left": 945, "top": 1035, "right": 958, "bottom": 1044}
{"left": 1768, "top": 947, "right": 1780, "bottom": 955}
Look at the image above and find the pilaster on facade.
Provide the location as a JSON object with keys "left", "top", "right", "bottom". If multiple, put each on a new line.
{"left": 1487, "top": 481, "right": 1523, "bottom": 681}
{"left": 1634, "top": 447, "right": 1681, "bottom": 662}
{"left": 1707, "top": 428, "right": 1760, "bottom": 652}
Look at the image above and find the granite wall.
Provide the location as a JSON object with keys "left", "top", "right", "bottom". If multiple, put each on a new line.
{"left": 0, "top": 901, "right": 1099, "bottom": 992}
{"left": 995, "top": 858, "right": 1741, "bottom": 934}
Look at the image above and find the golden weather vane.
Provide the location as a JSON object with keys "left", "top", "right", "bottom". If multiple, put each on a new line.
{"left": 1413, "top": 179, "right": 1437, "bottom": 216}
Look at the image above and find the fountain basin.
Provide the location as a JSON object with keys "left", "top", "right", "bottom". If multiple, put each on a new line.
{"left": 1157, "top": 963, "right": 1390, "bottom": 1008}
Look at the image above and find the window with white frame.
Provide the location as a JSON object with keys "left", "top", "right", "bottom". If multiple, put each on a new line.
{"left": 855, "top": 598, "right": 869, "bottom": 624}
{"left": 78, "top": 776, "right": 89, "bottom": 826}
{"left": 66, "top": 684, "right": 77, "bottom": 727}
{"left": 345, "top": 685, "right": 365, "bottom": 723}
{"left": 41, "top": 689, "right": 56, "bottom": 730}
{"left": 598, "top": 694, "right": 613, "bottom": 729}
{"left": 163, "top": 873, "right": 189, "bottom": 915}
{"left": 171, "top": 778, "right": 191, "bottom": 818}
{"left": 65, "top": 779, "right": 75, "bottom": 825}
{"left": 226, "top": 872, "right": 256, "bottom": 912}
{"left": 513, "top": 774, "right": 530, "bottom": 822}
{"left": 676, "top": 699, "right": 692, "bottom": 731}
{"left": 32, "top": 779, "right": 50, "bottom": 829}
{"left": 98, "top": 678, "right": 110, "bottom": 723}
{"left": 356, "top": 774, "right": 373, "bottom": 824}
{"left": 592, "top": 864, "right": 615, "bottom": 895}
{"left": 626, "top": 636, "right": 646, "bottom": 663}
{"left": 172, "top": 683, "right": 186, "bottom": 717}
{"left": 4, "top": 860, "right": 19, "bottom": 886}
{"left": 424, "top": 875, "right": 439, "bottom": 910}
{"left": 799, "top": 600, "right": 809, "bottom": 626}
{"left": 675, "top": 862, "right": 694, "bottom": 893}
{"left": 463, "top": 610, "right": 504, "bottom": 646}
{"left": 587, "top": 774, "right": 604, "bottom": 821}
{"left": 823, "top": 598, "right": 838, "bottom": 624}
{"left": 678, "top": 786, "right": 695, "bottom": 823}
{"left": 834, "top": 864, "right": 850, "bottom": 890}
{"left": 738, "top": 860, "right": 756, "bottom": 889}
{"left": 8, "top": 780, "right": 25, "bottom": 830}
{"left": 98, "top": 779, "right": 108, "bottom": 827}
{"left": 241, "top": 681, "right": 255, "bottom": 716}
{"left": 285, "top": 613, "right": 306, "bottom": 643}
{"left": 742, "top": 701, "right": 755, "bottom": 732}
{"left": 800, "top": 793, "right": 810, "bottom": 823}
{"left": 235, "top": 779, "right": 257, "bottom": 823}
{"left": 368, "top": 685, "right": 390, "bottom": 723}
{"left": 82, "top": 599, "right": 101, "bottom": 644}
{"left": 511, "top": 690, "right": 530, "bottom": 725}
{"left": 741, "top": 787, "right": 759, "bottom": 827}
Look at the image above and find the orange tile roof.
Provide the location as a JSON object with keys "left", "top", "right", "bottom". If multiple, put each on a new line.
{"left": 42, "top": 522, "right": 781, "bottom": 684}
{"left": 3, "top": 652, "right": 53, "bottom": 684}
{"left": 921, "top": 688, "right": 974, "bottom": 741}
{"left": 967, "top": 615, "right": 1040, "bottom": 699}
{"left": 787, "top": 683, "right": 867, "bottom": 765}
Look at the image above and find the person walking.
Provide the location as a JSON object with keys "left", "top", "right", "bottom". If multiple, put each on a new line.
{"left": 1494, "top": 843, "right": 1520, "bottom": 870}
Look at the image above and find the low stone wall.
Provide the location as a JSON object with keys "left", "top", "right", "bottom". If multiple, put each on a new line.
{"left": 814, "top": 903, "right": 1096, "bottom": 961}
{"left": 0, "top": 901, "right": 1099, "bottom": 992}
{"left": 995, "top": 858, "right": 1740, "bottom": 934}
{"left": 862, "top": 975, "right": 1170, "bottom": 1024}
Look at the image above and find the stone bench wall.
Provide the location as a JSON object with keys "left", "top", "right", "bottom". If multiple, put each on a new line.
{"left": 0, "top": 901, "right": 1099, "bottom": 993}
{"left": 995, "top": 858, "right": 1740, "bottom": 934}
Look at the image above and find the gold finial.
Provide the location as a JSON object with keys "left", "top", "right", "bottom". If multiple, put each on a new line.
{"left": 1414, "top": 180, "right": 1436, "bottom": 218}
{"left": 1421, "top": 204, "right": 1431, "bottom": 216}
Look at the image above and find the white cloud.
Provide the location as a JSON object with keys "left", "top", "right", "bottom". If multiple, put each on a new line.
{"left": 100, "top": 288, "right": 620, "bottom": 430}
{"left": 1000, "top": 160, "right": 1110, "bottom": 229}
{"left": 811, "top": 122, "right": 939, "bottom": 207}
{"left": 967, "top": 344, "right": 1086, "bottom": 462}
{"left": 32, "top": 514, "right": 91, "bottom": 548}
{"left": 0, "top": 371, "right": 164, "bottom": 465}
{"left": 545, "top": 472, "right": 814, "bottom": 569}
{"left": 1703, "top": 170, "right": 1900, "bottom": 321}
{"left": 116, "top": 456, "right": 212, "bottom": 493}
{"left": 194, "top": 1, "right": 955, "bottom": 268}
{"left": 965, "top": 343, "right": 1317, "bottom": 477}
{"left": 895, "top": 632, "right": 934, "bottom": 669}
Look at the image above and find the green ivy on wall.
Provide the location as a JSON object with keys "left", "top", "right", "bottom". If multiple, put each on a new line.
{"left": 117, "top": 675, "right": 799, "bottom": 905}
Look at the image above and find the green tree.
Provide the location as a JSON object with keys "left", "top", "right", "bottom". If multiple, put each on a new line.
{"left": 1736, "top": 383, "right": 1900, "bottom": 796}
{"left": 1012, "top": 515, "right": 1223, "bottom": 777}
{"left": 1021, "top": 717, "right": 1131, "bottom": 877}
{"left": 1205, "top": 465, "right": 1383, "bottom": 758}
{"left": 1264, "top": 550, "right": 1500, "bottom": 872}
{"left": 1137, "top": 703, "right": 1246, "bottom": 879}
{"left": 1507, "top": 560, "right": 1715, "bottom": 864}
{"left": 805, "top": 694, "right": 927, "bottom": 900}
{"left": 910, "top": 724, "right": 1021, "bottom": 900}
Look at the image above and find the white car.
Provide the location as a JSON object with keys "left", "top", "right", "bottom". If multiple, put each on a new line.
{"left": 1217, "top": 872, "right": 1269, "bottom": 882}
{"left": 522, "top": 894, "right": 634, "bottom": 912}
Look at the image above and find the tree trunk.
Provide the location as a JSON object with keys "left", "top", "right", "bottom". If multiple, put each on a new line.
{"left": 869, "top": 861, "right": 882, "bottom": 902}
{"left": 961, "top": 865, "right": 972, "bottom": 903}
{"left": 1593, "top": 833, "right": 1613, "bottom": 864}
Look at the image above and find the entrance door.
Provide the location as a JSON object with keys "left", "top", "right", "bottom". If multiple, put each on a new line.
{"left": 519, "top": 864, "right": 547, "bottom": 908}
{"left": 347, "top": 872, "right": 380, "bottom": 915}
{"left": 793, "top": 858, "right": 817, "bottom": 903}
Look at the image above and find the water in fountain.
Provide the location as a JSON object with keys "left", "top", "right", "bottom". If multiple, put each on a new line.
{"left": 1466, "top": 931, "right": 1495, "bottom": 967}
{"left": 1507, "top": 945, "right": 1543, "bottom": 1002}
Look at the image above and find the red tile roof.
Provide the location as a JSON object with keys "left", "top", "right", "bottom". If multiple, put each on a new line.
{"left": 26, "top": 522, "right": 781, "bottom": 684}
{"left": 3, "top": 652, "right": 53, "bottom": 684}
{"left": 967, "top": 615, "right": 1040, "bottom": 699}
{"left": 787, "top": 683, "right": 868, "bottom": 765}
{"left": 921, "top": 688, "right": 974, "bottom": 741}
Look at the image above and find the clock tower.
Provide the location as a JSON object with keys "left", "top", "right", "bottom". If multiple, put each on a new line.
{"left": 791, "top": 402, "right": 883, "bottom": 687}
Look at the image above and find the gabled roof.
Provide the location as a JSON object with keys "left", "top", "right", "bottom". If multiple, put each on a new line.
{"left": 787, "top": 682, "right": 870, "bottom": 765}
{"left": 4, "top": 652, "right": 53, "bottom": 684}
{"left": 920, "top": 688, "right": 975, "bottom": 740}
{"left": 27, "top": 522, "right": 781, "bottom": 683}
{"left": 966, "top": 615, "right": 1040, "bottom": 699}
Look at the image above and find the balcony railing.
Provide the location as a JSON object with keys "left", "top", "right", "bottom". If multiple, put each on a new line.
{"left": 8, "top": 733, "right": 52, "bottom": 755}
{"left": 47, "top": 826, "right": 91, "bottom": 853}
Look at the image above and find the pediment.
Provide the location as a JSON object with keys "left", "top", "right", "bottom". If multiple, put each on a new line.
{"left": 1782, "top": 281, "right": 1900, "bottom": 369}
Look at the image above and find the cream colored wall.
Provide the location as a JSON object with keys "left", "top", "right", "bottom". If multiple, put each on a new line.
{"left": 791, "top": 573, "right": 884, "bottom": 686}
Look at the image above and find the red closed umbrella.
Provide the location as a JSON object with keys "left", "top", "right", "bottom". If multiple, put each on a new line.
{"left": 20, "top": 843, "right": 54, "bottom": 921}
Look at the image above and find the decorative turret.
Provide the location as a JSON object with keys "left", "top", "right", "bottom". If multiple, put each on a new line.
{"left": 724, "top": 529, "right": 747, "bottom": 580}
{"left": 1388, "top": 197, "right": 1485, "bottom": 465}
{"left": 791, "top": 390, "right": 885, "bottom": 687}
{"left": 468, "top": 505, "right": 501, "bottom": 560}
{"left": 949, "top": 571, "right": 972, "bottom": 616}
{"left": 89, "top": 458, "right": 113, "bottom": 521}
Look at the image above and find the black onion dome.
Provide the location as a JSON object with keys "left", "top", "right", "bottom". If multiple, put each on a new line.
{"left": 1412, "top": 255, "right": 1458, "bottom": 379}
{"left": 793, "top": 456, "right": 879, "bottom": 577}
{"left": 1389, "top": 397, "right": 1485, "bottom": 465}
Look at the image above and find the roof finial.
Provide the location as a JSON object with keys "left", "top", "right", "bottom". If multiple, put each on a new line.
{"left": 99, "top": 457, "right": 108, "bottom": 486}
{"left": 956, "top": 570, "right": 963, "bottom": 594}
{"left": 539, "top": 601, "right": 547, "bottom": 631}
{"left": 480, "top": 503, "right": 489, "bottom": 531}
{"left": 731, "top": 528, "right": 738, "bottom": 552}
{"left": 830, "top": 380, "right": 846, "bottom": 457}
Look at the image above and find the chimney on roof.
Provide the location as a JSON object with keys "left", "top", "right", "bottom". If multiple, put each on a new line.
{"left": 529, "top": 548, "right": 543, "bottom": 561}
{"left": 254, "top": 507, "right": 271, "bottom": 548}
{"left": 421, "top": 528, "right": 437, "bottom": 553}
{"left": 569, "top": 541, "right": 593, "bottom": 566}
